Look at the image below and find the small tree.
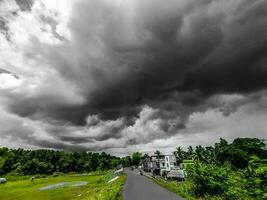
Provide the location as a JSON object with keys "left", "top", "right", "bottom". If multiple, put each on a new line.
{"left": 132, "top": 152, "right": 142, "bottom": 166}
{"left": 174, "top": 147, "right": 185, "bottom": 164}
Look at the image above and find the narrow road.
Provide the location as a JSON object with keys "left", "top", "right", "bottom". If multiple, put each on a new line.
{"left": 122, "top": 168, "right": 184, "bottom": 200}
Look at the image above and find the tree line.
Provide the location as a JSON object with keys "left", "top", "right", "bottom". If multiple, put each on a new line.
{"left": 0, "top": 148, "right": 121, "bottom": 175}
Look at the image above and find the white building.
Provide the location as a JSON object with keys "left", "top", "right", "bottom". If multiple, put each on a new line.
{"left": 142, "top": 154, "right": 179, "bottom": 176}
{"left": 159, "top": 155, "right": 179, "bottom": 176}
{"left": 164, "top": 155, "right": 178, "bottom": 171}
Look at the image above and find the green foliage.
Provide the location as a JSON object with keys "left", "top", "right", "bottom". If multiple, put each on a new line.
{"left": 121, "top": 156, "right": 132, "bottom": 167}
{"left": 131, "top": 152, "right": 142, "bottom": 166}
{"left": 173, "top": 137, "right": 267, "bottom": 169}
{"left": 215, "top": 138, "right": 266, "bottom": 169}
{"left": 0, "top": 148, "right": 122, "bottom": 176}
{"left": 174, "top": 147, "right": 186, "bottom": 164}
{"left": 21, "top": 159, "right": 54, "bottom": 175}
{"left": 153, "top": 178, "right": 194, "bottom": 199}
{"left": 181, "top": 138, "right": 267, "bottom": 199}
{"left": 187, "top": 162, "right": 232, "bottom": 197}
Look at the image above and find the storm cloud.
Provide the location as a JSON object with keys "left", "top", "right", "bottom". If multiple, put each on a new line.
{"left": 0, "top": 0, "right": 266, "bottom": 154}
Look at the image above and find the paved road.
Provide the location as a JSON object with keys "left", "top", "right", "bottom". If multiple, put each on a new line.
{"left": 122, "top": 168, "right": 184, "bottom": 200}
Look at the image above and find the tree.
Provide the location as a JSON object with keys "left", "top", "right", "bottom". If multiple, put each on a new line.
{"left": 232, "top": 138, "right": 266, "bottom": 158}
{"left": 174, "top": 147, "right": 186, "bottom": 164}
{"left": 194, "top": 145, "right": 206, "bottom": 162}
{"left": 216, "top": 138, "right": 267, "bottom": 169}
{"left": 132, "top": 152, "right": 142, "bottom": 166}
{"left": 0, "top": 147, "right": 121, "bottom": 175}
{"left": 121, "top": 156, "right": 132, "bottom": 167}
{"left": 187, "top": 162, "right": 232, "bottom": 197}
{"left": 187, "top": 146, "right": 194, "bottom": 158}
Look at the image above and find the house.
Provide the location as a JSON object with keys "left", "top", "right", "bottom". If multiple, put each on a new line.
{"left": 164, "top": 155, "right": 178, "bottom": 171}
{"left": 151, "top": 155, "right": 165, "bottom": 175}
{"left": 159, "top": 155, "right": 179, "bottom": 176}
{"left": 140, "top": 157, "right": 152, "bottom": 172}
{"left": 140, "top": 154, "right": 179, "bottom": 176}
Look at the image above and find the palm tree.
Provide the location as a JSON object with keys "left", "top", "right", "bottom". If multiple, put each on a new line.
{"left": 187, "top": 146, "right": 194, "bottom": 159}
{"left": 194, "top": 145, "right": 205, "bottom": 162}
{"left": 205, "top": 146, "right": 215, "bottom": 163}
{"left": 174, "top": 147, "right": 185, "bottom": 164}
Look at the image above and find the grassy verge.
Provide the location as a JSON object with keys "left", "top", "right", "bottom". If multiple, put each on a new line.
{"left": 152, "top": 178, "right": 195, "bottom": 199}
{"left": 91, "top": 175, "right": 126, "bottom": 200}
{"left": 151, "top": 177, "right": 225, "bottom": 200}
{"left": 0, "top": 171, "right": 126, "bottom": 200}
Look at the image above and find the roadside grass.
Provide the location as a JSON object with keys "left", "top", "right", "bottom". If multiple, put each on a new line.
{"left": 151, "top": 178, "right": 225, "bottom": 200}
{"left": 0, "top": 171, "right": 126, "bottom": 200}
{"left": 90, "top": 175, "right": 126, "bottom": 200}
{"left": 152, "top": 178, "right": 195, "bottom": 199}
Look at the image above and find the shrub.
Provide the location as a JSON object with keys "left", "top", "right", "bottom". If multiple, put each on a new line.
{"left": 186, "top": 157, "right": 267, "bottom": 199}
{"left": 187, "top": 162, "right": 231, "bottom": 197}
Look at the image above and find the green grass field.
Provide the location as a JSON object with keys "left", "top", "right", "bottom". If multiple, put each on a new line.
{"left": 0, "top": 172, "right": 125, "bottom": 200}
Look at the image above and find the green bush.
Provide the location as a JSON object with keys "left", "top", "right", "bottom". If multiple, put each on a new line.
{"left": 153, "top": 178, "right": 194, "bottom": 199}
{"left": 186, "top": 157, "right": 267, "bottom": 199}
{"left": 187, "top": 162, "right": 231, "bottom": 197}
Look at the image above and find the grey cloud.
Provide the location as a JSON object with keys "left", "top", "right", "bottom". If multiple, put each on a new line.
{"left": 0, "top": 17, "right": 10, "bottom": 41}
{"left": 39, "top": 11, "right": 67, "bottom": 41}
{"left": 14, "top": 0, "right": 34, "bottom": 11}
{"left": 0, "top": 0, "right": 34, "bottom": 40}
{"left": 0, "top": 68, "right": 18, "bottom": 78}
{"left": 1, "top": 0, "right": 267, "bottom": 152}
{"left": 18, "top": 0, "right": 265, "bottom": 125}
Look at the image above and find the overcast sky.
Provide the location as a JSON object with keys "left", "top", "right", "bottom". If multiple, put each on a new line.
{"left": 0, "top": 0, "right": 266, "bottom": 155}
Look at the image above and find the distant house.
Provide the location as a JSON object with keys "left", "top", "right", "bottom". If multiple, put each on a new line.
{"left": 140, "top": 154, "right": 179, "bottom": 176}
{"left": 164, "top": 155, "right": 178, "bottom": 171}
{"left": 140, "top": 157, "right": 152, "bottom": 172}
{"left": 159, "top": 155, "right": 180, "bottom": 177}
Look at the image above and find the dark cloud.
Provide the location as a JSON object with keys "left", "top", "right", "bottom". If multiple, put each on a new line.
{"left": 37, "top": 0, "right": 267, "bottom": 125}
{"left": 1, "top": 0, "right": 267, "bottom": 152}
{"left": 14, "top": 0, "right": 34, "bottom": 11}
{"left": 5, "top": 0, "right": 267, "bottom": 127}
